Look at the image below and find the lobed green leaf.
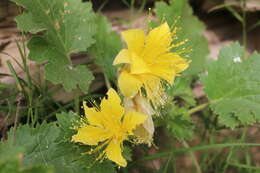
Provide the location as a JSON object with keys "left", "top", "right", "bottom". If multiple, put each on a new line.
{"left": 201, "top": 42, "right": 260, "bottom": 128}
{"left": 12, "top": 0, "right": 96, "bottom": 92}
{"left": 89, "top": 15, "right": 122, "bottom": 81}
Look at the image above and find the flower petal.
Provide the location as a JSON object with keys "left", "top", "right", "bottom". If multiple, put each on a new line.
{"left": 122, "top": 111, "right": 147, "bottom": 135}
{"left": 105, "top": 140, "right": 127, "bottom": 167}
{"left": 130, "top": 53, "right": 150, "bottom": 74}
{"left": 122, "top": 29, "right": 145, "bottom": 55}
{"left": 133, "top": 114, "right": 154, "bottom": 146}
{"left": 139, "top": 74, "right": 165, "bottom": 105}
{"left": 148, "top": 64, "right": 176, "bottom": 84}
{"left": 113, "top": 49, "right": 131, "bottom": 65}
{"left": 72, "top": 125, "right": 111, "bottom": 145}
{"left": 143, "top": 23, "right": 172, "bottom": 63}
{"left": 118, "top": 70, "right": 143, "bottom": 98}
{"left": 147, "top": 53, "right": 189, "bottom": 84}
{"left": 100, "top": 88, "right": 124, "bottom": 121}
{"left": 83, "top": 102, "right": 103, "bottom": 127}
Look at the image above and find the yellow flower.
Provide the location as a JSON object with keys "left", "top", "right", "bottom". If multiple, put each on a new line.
{"left": 113, "top": 22, "right": 189, "bottom": 105}
{"left": 124, "top": 95, "right": 155, "bottom": 146}
{"left": 71, "top": 88, "right": 147, "bottom": 167}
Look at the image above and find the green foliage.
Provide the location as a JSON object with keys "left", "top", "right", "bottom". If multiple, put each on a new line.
{"left": 201, "top": 43, "right": 260, "bottom": 128}
{"left": 12, "top": 0, "right": 96, "bottom": 92}
{"left": 161, "top": 104, "right": 194, "bottom": 141}
{"left": 1, "top": 112, "right": 117, "bottom": 173}
{"left": 89, "top": 15, "right": 122, "bottom": 81}
{"left": 155, "top": 0, "right": 209, "bottom": 76}
{"left": 167, "top": 77, "right": 196, "bottom": 106}
{"left": 56, "top": 111, "right": 80, "bottom": 140}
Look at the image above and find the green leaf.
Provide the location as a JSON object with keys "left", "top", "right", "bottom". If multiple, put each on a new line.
{"left": 89, "top": 15, "right": 122, "bottom": 81}
{"left": 56, "top": 111, "right": 80, "bottom": 140}
{"left": 155, "top": 0, "right": 209, "bottom": 76}
{"left": 4, "top": 120, "right": 117, "bottom": 173}
{"left": 167, "top": 77, "right": 196, "bottom": 106}
{"left": 161, "top": 104, "right": 194, "bottom": 141}
{"left": 12, "top": 0, "right": 96, "bottom": 92}
{"left": 0, "top": 131, "right": 54, "bottom": 173}
{"left": 201, "top": 42, "right": 260, "bottom": 128}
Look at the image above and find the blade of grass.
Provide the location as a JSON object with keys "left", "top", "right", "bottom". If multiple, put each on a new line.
{"left": 121, "top": 0, "right": 130, "bottom": 7}
{"left": 223, "top": 128, "right": 247, "bottom": 172}
{"left": 226, "top": 6, "right": 243, "bottom": 23}
{"left": 208, "top": 3, "right": 243, "bottom": 23}
{"left": 134, "top": 143, "right": 260, "bottom": 163}
{"left": 182, "top": 140, "right": 202, "bottom": 173}
{"left": 228, "top": 162, "right": 260, "bottom": 170}
{"left": 6, "top": 61, "right": 25, "bottom": 95}
{"left": 162, "top": 150, "right": 175, "bottom": 173}
{"left": 15, "top": 40, "right": 33, "bottom": 89}
{"left": 248, "top": 20, "right": 260, "bottom": 31}
{"left": 208, "top": 3, "right": 237, "bottom": 12}
{"left": 45, "top": 94, "right": 103, "bottom": 120}
{"left": 241, "top": 0, "right": 247, "bottom": 58}
{"left": 12, "top": 94, "right": 22, "bottom": 145}
{"left": 1, "top": 52, "right": 25, "bottom": 71}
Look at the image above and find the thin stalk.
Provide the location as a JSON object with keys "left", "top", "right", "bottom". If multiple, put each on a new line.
{"left": 104, "top": 74, "right": 111, "bottom": 89}
{"left": 241, "top": 0, "right": 247, "bottom": 58}
{"left": 135, "top": 143, "right": 260, "bottom": 163}
{"left": 12, "top": 94, "right": 22, "bottom": 145}
{"left": 97, "top": 0, "right": 108, "bottom": 12}
{"left": 0, "top": 52, "right": 25, "bottom": 70}
{"left": 188, "top": 103, "right": 209, "bottom": 115}
{"left": 45, "top": 94, "right": 102, "bottom": 120}
{"left": 223, "top": 128, "right": 248, "bottom": 172}
{"left": 6, "top": 61, "right": 26, "bottom": 95}
{"left": 74, "top": 91, "right": 80, "bottom": 115}
{"left": 138, "top": 0, "right": 147, "bottom": 14}
{"left": 130, "top": 0, "right": 135, "bottom": 26}
{"left": 182, "top": 140, "right": 202, "bottom": 173}
{"left": 163, "top": 141, "right": 176, "bottom": 173}
{"left": 16, "top": 40, "right": 35, "bottom": 124}
{"left": 162, "top": 153, "right": 174, "bottom": 173}
{"left": 16, "top": 40, "right": 33, "bottom": 89}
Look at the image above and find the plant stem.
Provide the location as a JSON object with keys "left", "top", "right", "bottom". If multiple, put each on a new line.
{"left": 241, "top": 0, "right": 247, "bottom": 58}
{"left": 104, "top": 74, "right": 111, "bottom": 89}
{"left": 136, "top": 143, "right": 260, "bottom": 163}
{"left": 182, "top": 140, "right": 202, "bottom": 173}
{"left": 12, "top": 94, "right": 22, "bottom": 145}
{"left": 188, "top": 103, "right": 209, "bottom": 115}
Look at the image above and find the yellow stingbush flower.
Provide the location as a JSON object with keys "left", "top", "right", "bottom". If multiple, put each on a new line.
{"left": 113, "top": 22, "right": 189, "bottom": 105}
{"left": 72, "top": 88, "right": 147, "bottom": 167}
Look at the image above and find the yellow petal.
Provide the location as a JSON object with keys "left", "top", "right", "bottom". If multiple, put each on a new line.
{"left": 133, "top": 113, "right": 154, "bottom": 146}
{"left": 130, "top": 53, "right": 150, "bottom": 74}
{"left": 122, "top": 111, "right": 147, "bottom": 135}
{"left": 118, "top": 70, "right": 143, "bottom": 98}
{"left": 147, "top": 53, "right": 188, "bottom": 84}
{"left": 149, "top": 64, "right": 176, "bottom": 84}
{"left": 122, "top": 29, "right": 145, "bottom": 55}
{"left": 143, "top": 23, "right": 172, "bottom": 63}
{"left": 123, "top": 96, "right": 154, "bottom": 145}
{"left": 113, "top": 49, "right": 131, "bottom": 65}
{"left": 100, "top": 88, "right": 124, "bottom": 121}
{"left": 172, "top": 55, "right": 189, "bottom": 73}
{"left": 105, "top": 139, "right": 127, "bottom": 167}
{"left": 83, "top": 101, "right": 103, "bottom": 127}
{"left": 72, "top": 125, "right": 111, "bottom": 145}
{"left": 159, "top": 53, "right": 189, "bottom": 73}
{"left": 139, "top": 74, "right": 165, "bottom": 105}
